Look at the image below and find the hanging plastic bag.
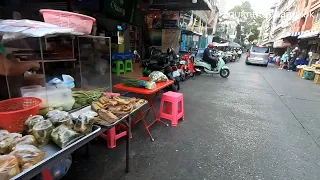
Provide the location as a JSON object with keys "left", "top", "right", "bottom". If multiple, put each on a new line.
{"left": 32, "top": 120, "right": 54, "bottom": 146}
{"left": 25, "top": 115, "right": 45, "bottom": 134}
{"left": 46, "top": 110, "right": 73, "bottom": 127}
{"left": 15, "top": 135, "right": 37, "bottom": 147}
{"left": 10, "top": 144, "right": 45, "bottom": 171}
{"left": 0, "top": 133, "right": 22, "bottom": 154}
{"left": 0, "top": 155, "right": 21, "bottom": 180}
{"left": 149, "top": 71, "right": 168, "bottom": 82}
{"left": 73, "top": 112, "right": 95, "bottom": 134}
{"left": 51, "top": 125, "right": 82, "bottom": 148}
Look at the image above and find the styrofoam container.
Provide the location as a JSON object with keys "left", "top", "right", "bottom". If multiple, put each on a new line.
{"left": 23, "top": 88, "right": 75, "bottom": 110}
{"left": 20, "top": 85, "right": 45, "bottom": 96}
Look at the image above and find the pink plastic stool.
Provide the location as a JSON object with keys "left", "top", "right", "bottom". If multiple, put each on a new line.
{"left": 100, "top": 125, "right": 132, "bottom": 148}
{"left": 159, "top": 91, "right": 184, "bottom": 127}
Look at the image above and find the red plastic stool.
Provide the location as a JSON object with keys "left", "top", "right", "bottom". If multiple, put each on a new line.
{"left": 100, "top": 125, "right": 132, "bottom": 148}
{"left": 159, "top": 91, "right": 184, "bottom": 127}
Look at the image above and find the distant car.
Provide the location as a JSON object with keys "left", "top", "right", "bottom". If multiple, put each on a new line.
{"left": 245, "top": 45, "right": 270, "bottom": 67}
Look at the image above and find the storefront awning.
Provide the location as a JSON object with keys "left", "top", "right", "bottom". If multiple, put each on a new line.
{"left": 273, "top": 39, "right": 291, "bottom": 48}
{"left": 213, "top": 42, "right": 229, "bottom": 47}
{"left": 281, "top": 31, "right": 305, "bottom": 39}
{"left": 150, "top": 0, "right": 213, "bottom": 11}
{"left": 298, "top": 30, "right": 320, "bottom": 39}
{"left": 229, "top": 42, "right": 241, "bottom": 48}
{"left": 261, "top": 41, "right": 274, "bottom": 47}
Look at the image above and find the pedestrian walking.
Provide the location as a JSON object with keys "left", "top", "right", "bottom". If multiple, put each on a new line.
{"left": 279, "top": 53, "right": 288, "bottom": 69}
{"left": 275, "top": 54, "right": 281, "bottom": 67}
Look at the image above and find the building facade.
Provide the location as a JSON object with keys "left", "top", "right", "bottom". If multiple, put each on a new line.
{"left": 271, "top": 0, "right": 297, "bottom": 40}
{"left": 215, "top": 14, "right": 238, "bottom": 41}
{"left": 259, "top": 4, "right": 277, "bottom": 45}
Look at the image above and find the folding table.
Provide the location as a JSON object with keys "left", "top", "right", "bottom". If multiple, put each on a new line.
{"left": 113, "top": 77, "right": 174, "bottom": 141}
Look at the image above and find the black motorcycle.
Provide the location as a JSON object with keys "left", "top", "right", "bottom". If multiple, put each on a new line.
{"left": 163, "top": 64, "right": 180, "bottom": 92}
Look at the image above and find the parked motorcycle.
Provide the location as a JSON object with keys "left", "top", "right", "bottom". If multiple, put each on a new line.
{"left": 225, "top": 51, "right": 232, "bottom": 63}
{"left": 178, "top": 53, "right": 195, "bottom": 79}
{"left": 140, "top": 48, "right": 169, "bottom": 77}
{"left": 194, "top": 55, "right": 230, "bottom": 78}
{"left": 141, "top": 48, "right": 181, "bottom": 91}
{"left": 163, "top": 64, "right": 180, "bottom": 92}
{"left": 231, "top": 55, "right": 236, "bottom": 62}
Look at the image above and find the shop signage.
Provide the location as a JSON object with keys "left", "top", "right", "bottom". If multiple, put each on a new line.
{"left": 162, "top": 11, "right": 180, "bottom": 29}
{"left": 104, "top": 0, "right": 135, "bottom": 21}
{"left": 110, "top": 0, "right": 125, "bottom": 16}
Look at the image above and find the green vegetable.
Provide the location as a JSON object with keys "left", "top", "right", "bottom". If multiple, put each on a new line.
{"left": 39, "top": 108, "right": 49, "bottom": 116}
{"left": 72, "top": 89, "right": 104, "bottom": 107}
{"left": 72, "top": 103, "right": 81, "bottom": 109}
{"left": 123, "top": 79, "right": 156, "bottom": 89}
{"left": 76, "top": 98, "right": 88, "bottom": 106}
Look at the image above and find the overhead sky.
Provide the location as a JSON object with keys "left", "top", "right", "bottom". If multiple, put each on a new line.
{"left": 225, "top": 0, "right": 278, "bottom": 15}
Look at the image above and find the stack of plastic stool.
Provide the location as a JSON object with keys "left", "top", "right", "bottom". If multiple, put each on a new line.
{"left": 159, "top": 91, "right": 184, "bottom": 127}
{"left": 124, "top": 59, "right": 133, "bottom": 72}
{"left": 112, "top": 61, "right": 125, "bottom": 76}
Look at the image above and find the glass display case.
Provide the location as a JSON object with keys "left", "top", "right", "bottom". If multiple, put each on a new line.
{"left": 1, "top": 34, "right": 112, "bottom": 112}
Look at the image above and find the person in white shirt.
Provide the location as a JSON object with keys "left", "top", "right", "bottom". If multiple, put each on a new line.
{"left": 237, "top": 49, "right": 243, "bottom": 59}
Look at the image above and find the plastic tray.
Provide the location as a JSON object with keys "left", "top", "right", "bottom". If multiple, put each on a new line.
{"left": 10, "top": 125, "right": 102, "bottom": 180}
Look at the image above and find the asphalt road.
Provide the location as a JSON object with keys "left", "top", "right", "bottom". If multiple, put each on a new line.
{"left": 64, "top": 56, "right": 320, "bottom": 180}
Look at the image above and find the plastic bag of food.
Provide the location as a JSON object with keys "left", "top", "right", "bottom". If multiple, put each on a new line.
{"left": 10, "top": 144, "right": 45, "bottom": 171}
{"left": 51, "top": 125, "right": 82, "bottom": 148}
{"left": 46, "top": 110, "right": 73, "bottom": 127}
{"left": 15, "top": 135, "right": 37, "bottom": 147}
{"left": 32, "top": 120, "right": 54, "bottom": 146}
{"left": 0, "top": 130, "right": 9, "bottom": 138}
{"left": 149, "top": 71, "right": 168, "bottom": 82}
{"left": 25, "top": 115, "right": 44, "bottom": 134}
{"left": 0, "top": 133, "right": 22, "bottom": 154}
{"left": 0, "top": 155, "right": 20, "bottom": 180}
{"left": 73, "top": 112, "right": 95, "bottom": 134}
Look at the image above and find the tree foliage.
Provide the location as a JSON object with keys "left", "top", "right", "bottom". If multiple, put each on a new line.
{"left": 229, "top": 1, "right": 265, "bottom": 44}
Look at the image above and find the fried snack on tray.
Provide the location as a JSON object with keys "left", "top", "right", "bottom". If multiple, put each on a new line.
{"left": 91, "top": 96, "right": 146, "bottom": 125}
{"left": 91, "top": 102, "right": 101, "bottom": 112}
{"left": 113, "top": 96, "right": 130, "bottom": 105}
{"left": 98, "top": 109, "right": 118, "bottom": 121}
{"left": 134, "top": 99, "right": 146, "bottom": 108}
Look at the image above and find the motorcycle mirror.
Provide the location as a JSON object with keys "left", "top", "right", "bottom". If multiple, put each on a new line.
{"left": 134, "top": 50, "right": 137, "bottom": 55}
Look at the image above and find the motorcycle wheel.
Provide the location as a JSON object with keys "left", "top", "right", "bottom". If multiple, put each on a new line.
{"left": 220, "top": 69, "right": 230, "bottom": 78}
{"left": 171, "top": 84, "right": 178, "bottom": 92}
{"left": 180, "top": 73, "right": 186, "bottom": 81}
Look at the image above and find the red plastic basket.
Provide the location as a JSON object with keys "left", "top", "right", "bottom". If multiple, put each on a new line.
{"left": 0, "top": 97, "right": 42, "bottom": 133}
{"left": 40, "top": 9, "right": 96, "bottom": 34}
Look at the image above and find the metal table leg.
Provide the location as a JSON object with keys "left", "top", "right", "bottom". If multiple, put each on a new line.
{"left": 125, "top": 116, "right": 131, "bottom": 172}
{"left": 85, "top": 143, "right": 90, "bottom": 157}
